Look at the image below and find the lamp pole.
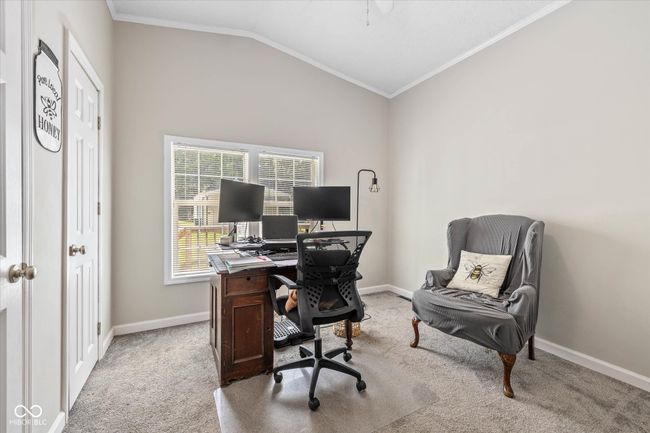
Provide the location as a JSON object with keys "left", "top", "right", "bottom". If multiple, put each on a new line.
{"left": 356, "top": 169, "right": 379, "bottom": 231}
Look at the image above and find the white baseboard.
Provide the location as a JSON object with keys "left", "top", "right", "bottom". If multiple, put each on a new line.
{"left": 386, "top": 283, "right": 650, "bottom": 393}
{"left": 535, "top": 337, "right": 650, "bottom": 393}
{"left": 385, "top": 284, "right": 414, "bottom": 299}
{"left": 48, "top": 411, "right": 66, "bottom": 433}
{"left": 101, "top": 327, "right": 114, "bottom": 358}
{"left": 358, "top": 284, "right": 392, "bottom": 296}
{"left": 113, "top": 311, "right": 210, "bottom": 336}
{"left": 359, "top": 284, "right": 413, "bottom": 298}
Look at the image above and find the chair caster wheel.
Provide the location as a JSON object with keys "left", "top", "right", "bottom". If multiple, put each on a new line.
{"left": 273, "top": 372, "right": 283, "bottom": 383}
{"left": 343, "top": 352, "right": 352, "bottom": 362}
{"left": 356, "top": 380, "right": 366, "bottom": 392}
{"left": 308, "top": 397, "right": 320, "bottom": 411}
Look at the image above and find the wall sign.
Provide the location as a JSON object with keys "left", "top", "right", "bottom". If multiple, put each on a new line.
{"left": 34, "top": 40, "right": 62, "bottom": 153}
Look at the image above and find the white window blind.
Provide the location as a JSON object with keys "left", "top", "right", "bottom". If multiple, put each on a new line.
{"left": 258, "top": 153, "right": 320, "bottom": 216}
{"left": 164, "top": 135, "right": 323, "bottom": 284}
{"left": 171, "top": 144, "right": 248, "bottom": 277}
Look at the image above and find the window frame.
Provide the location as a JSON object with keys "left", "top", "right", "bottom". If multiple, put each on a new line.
{"left": 163, "top": 135, "right": 324, "bottom": 285}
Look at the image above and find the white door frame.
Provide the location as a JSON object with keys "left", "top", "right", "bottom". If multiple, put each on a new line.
{"left": 62, "top": 29, "right": 105, "bottom": 417}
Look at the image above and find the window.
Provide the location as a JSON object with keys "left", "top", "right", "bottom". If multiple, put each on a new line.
{"left": 164, "top": 136, "right": 323, "bottom": 284}
{"left": 170, "top": 145, "right": 248, "bottom": 279}
{"left": 259, "top": 154, "right": 319, "bottom": 215}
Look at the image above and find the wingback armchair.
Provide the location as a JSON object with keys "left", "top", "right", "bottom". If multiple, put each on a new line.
{"left": 410, "top": 214, "right": 544, "bottom": 398}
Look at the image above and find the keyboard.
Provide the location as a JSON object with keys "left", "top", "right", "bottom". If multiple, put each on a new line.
{"left": 268, "top": 252, "right": 298, "bottom": 261}
{"left": 229, "top": 242, "right": 263, "bottom": 250}
{"left": 264, "top": 239, "right": 297, "bottom": 244}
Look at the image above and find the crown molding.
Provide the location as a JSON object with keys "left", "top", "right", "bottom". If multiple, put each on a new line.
{"left": 389, "top": 0, "right": 571, "bottom": 98}
{"left": 105, "top": 0, "right": 117, "bottom": 20}
{"left": 105, "top": 0, "right": 570, "bottom": 99}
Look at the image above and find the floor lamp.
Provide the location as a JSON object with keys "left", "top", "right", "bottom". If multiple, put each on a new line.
{"left": 356, "top": 169, "right": 380, "bottom": 231}
{"left": 343, "top": 169, "right": 379, "bottom": 349}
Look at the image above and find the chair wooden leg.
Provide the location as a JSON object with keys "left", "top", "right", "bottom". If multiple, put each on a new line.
{"left": 528, "top": 335, "right": 535, "bottom": 361}
{"left": 344, "top": 319, "right": 353, "bottom": 350}
{"left": 498, "top": 353, "right": 516, "bottom": 398}
{"left": 528, "top": 335, "right": 535, "bottom": 360}
{"left": 410, "top": 317, "right": 421, "bottom": 348}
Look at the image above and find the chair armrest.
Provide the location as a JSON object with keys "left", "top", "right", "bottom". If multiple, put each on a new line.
{"left": 267, "top": 274, "right": 300, "bottom": 318}
{"left": 505, "top": 284, "right": 537, "bottom": 336}
{"left": 424, "top": 269, "right": 455, "bottom": 288}
{"left": 269, "top": 274, "right": 299, "bottom": 290}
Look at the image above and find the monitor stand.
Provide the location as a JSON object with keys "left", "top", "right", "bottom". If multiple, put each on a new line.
{"left": 230, "top": 222, "right": 240, "bottom": 242}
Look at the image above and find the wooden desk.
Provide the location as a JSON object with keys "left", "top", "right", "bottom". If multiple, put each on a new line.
{"left": 208, "top": 253, "right": 352, "bottom": 386}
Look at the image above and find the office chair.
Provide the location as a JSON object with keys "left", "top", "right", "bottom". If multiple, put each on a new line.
{"left": 268, "top": 231, "right": 372, "bottom": 410}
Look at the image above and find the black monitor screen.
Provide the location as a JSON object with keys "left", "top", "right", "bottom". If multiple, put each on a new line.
{"left": 262, "top": 215, "right": 298, "bottom": 240}
{"left": 293, "top": 186, "right": 350, "bottom": 221}
{"left": 218, "top": 179, "right": 264, "bottom": 223}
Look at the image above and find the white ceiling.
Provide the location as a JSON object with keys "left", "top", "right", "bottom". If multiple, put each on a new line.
{"left": 107, "top": 0, "right": 569, "bottom": 98}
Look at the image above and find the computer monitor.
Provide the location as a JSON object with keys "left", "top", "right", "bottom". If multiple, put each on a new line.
{"left": 262, "top": 215, "right": 298, "bottom": 240}
{"left": 218, "top": 179, "right": 264, "bottom": 223}
{"left": 293, "top": 186, "right": 351, "bottom": 221}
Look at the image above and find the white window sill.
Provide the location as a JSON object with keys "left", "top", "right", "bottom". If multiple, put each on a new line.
{"left": 164, "top": 273, "right": 213, "bottom": 286}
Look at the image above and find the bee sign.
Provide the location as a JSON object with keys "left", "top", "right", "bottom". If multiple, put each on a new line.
{"left": 34, "top": 40, "right": 62, "bottom": 153}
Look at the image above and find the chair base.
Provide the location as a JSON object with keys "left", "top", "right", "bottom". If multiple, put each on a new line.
{"left": 272, "top": 338, "right": 365, "bottom": 411}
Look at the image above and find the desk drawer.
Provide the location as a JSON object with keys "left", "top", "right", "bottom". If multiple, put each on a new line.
{"left": 225, "top": 273, "right": 267, "bottom": 296}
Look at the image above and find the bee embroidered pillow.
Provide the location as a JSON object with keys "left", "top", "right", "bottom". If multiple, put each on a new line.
{"left": 447, "top": 250, "right": 512, "bottom": 298}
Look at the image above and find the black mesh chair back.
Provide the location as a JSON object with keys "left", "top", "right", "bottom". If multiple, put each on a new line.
{"left": 294, "top": 231, "right": 371, "bottom": 333}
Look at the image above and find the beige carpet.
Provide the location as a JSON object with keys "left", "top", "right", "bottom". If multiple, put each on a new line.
{"left": 215, "top": 340, "right": 438, "bottom": 433}
{"left": 64, "top": 292, "right": 650, "bottom": 433}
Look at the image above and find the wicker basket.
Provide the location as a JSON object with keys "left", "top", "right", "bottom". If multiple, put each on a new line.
{"left": 333, "top": 320, "right": 361, "bottom": 338}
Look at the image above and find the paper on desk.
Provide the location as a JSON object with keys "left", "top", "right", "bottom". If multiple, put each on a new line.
{"left": 272, "top": 259, "right": 297, "bottom": 267}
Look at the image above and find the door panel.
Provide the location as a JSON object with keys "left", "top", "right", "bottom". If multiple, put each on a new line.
{"left": 66, "top": 52, "right": 99, "bottom": 408}
{"left": 0, "top": 1, "right": 24, "bottom": 431}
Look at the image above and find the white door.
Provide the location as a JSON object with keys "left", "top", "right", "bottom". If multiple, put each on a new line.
{"left": 66, "top": 51, "right": 100, "bottom": 408}
{"left": 1, "top": 1, "right": 29, "bottom": 431}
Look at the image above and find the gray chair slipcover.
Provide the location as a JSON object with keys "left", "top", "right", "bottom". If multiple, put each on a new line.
{"left": 412, "top": 215, "right": 544, "bottom": 355}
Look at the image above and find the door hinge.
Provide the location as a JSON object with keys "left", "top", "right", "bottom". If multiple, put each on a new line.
{"left": 97, "top": 202, "right": 101, "bottom": 215}
{"left": 97, "top": 322, "right": 102, "bottom": 336}
{"left": 97, "top": 116, "right": 102, "bottom": 130}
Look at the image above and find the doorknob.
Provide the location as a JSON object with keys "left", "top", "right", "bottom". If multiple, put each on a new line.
{"left": 69, "top": 244, "right": 86, "bottom": 256}
{"left": 8, "top": 263, "right": 38, "bottom": 283}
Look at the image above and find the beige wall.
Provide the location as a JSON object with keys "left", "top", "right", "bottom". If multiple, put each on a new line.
{"left": 112, "top": 22, "right": 389, "bottom": 326}
{"left": 32, "top": 0, "right": 113, "bottom": 429}
{"left": 388, "top": 1, "right": 650, "bottom": 377}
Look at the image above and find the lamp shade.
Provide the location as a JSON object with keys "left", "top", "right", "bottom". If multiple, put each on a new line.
{"left": 369, "top": 177, "right": 380, "bottom": 192}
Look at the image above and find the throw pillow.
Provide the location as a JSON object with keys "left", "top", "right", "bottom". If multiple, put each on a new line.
{"left": 447, "top": 250, "right": 512, "bottom": 298}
